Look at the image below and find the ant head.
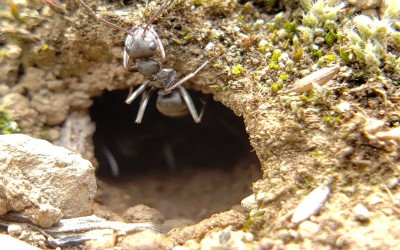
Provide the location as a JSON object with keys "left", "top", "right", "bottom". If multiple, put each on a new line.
{"left": 124, "top": 27, "right": 158, "bottom": 59}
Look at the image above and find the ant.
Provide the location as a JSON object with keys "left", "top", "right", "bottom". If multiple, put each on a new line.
{"left": 76, "top": 0, "right": 209, "bottom": 123}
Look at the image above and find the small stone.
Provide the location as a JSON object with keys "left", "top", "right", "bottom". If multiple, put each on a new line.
{"left": 314, "top": 36, "right": 325, "bottom": 45}
{"left": 85, "top": 229, "right": 116, "bottom": 250}
{"left": 385, "top": 178, "right": 399, "bottom": 189}
{"left": 0, "top": 84, "right": 10, "bottom": 96}
{"left": 353, "top": 203, "right": 370, "bottom": 222}
{"left": 18, "top": 67, "right": 46, "bottom": 92}
{"left": 291, "top": 184, "right": 330, "bottom": 224}
{"left": 259, "top": 238, "right": 275, "bottom": 250}
{"left": 241, "top": 194, "right": 257, "bottom": 211}
{"left": 347, "top": 0, "right": 381, "bottom": 9}
{"left": 367, "top": 194, "right": 383, "bottom": 205}
{"left": 7, "top": 224, "right": 22, "bottom": 237}
{"left": 1, "top": 93, "right": 30, "bottom": 110}
{"left": 6, "top": 45, "right": 23, "bottom": 60}
{"left": 31, "top": 89, "right": 69, "bottom": 125}
{"left": 0, "top": 234, "right": 41, "bottom": 250}
{"left": 297, "top": 221, "right": 320, "bottom": 238}
{"left": 120, "top": 230, "right": 173, "bottom": 250}
{"left": 361, "top": 8, "right": 379, "bottom": 18}
{"left": 122, "top": 204, "right": 165, "bottom": 224}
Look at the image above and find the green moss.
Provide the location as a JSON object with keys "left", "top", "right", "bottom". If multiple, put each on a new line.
{"left": 292, "top": 47, "right": 303, "bottom": 63}
{"left": 279, "top": 73, "right": 288, "bottom": 81}
{"left": 271, "top": 50, "right": 282, "bottom": 62}
{"left": 269, "top": 61, "right": 279, "bottom": 69}
{"left": 326, "top": 54, "right": 337, "bottom": 63}
{"left": 193, "top": 0, "right": 203, "bottom": 7}
{"left": 231, "top": 65, "right": 244, "bottom": 76}
{"left": 311, "top": 50, "right": 321, "bottom": 59}
{"left": 283, "top": 21, "right": 298, "bottom": 40}
{"left": 325, "top": 30, "right": 338, "bottom": 46}
{"left": 0, "top": 107, "right": 21, "bottom": 134}
{"left": 271, "top": 83, "right": 280, "bottom": 92}
{"left": 243, "top": 210, "right": 265, "bottom": 231}
{"left": 41, "top": 43, "right": 49, "bottom": 51}
{"left": 339, "top": 48, "right": 351, "bottom": 64}
{"left": 319, "top": 54, "right": 337, "bottom": 66}
{"left": 323, "top": 115, "right": 342, "bottom": 125}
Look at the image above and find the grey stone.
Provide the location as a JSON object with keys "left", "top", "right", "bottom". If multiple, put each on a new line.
{"left": 0, "top": 134, "right": 97, "bottom": 227}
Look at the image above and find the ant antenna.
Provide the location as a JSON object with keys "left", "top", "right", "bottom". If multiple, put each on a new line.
{"left": 142, "top": 0, "right": 169, "bottom": 36}
{"left": 77, "top": 0, "right": 134, "bottom": 36}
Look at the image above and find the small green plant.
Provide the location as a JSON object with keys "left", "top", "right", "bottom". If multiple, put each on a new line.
{"left": 231, "top": 65, "right": 244, "bottom": 76}
{"left": 325, "top": 30, "right": 338, "bottom": 46}
{"left": 193, "top": 0, "right": 203, "bottom": 7}
{"left": 0, "top": 107, "right": 21, "bottom": 134}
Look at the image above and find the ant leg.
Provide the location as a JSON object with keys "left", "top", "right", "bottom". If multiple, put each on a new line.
{"left": 123, "top": 47, "right": 130, "bottom": 69}
{"left": 177, "top": 86, "right": 201, "bottom": 123}
{"left": 135, "top": 88, "right": 155, "bottom": 123}
{"left": 148, "top": 28, "right": 166, "bottom": 63}
{"left": 76, "top": 0, "right": 133, "bottom": 36}
{"left": 99, "top": 143, "right": 119, "bottom": 177}
{"left": 164, "top": 60, "right": 209, "bottom": 93}
{"left": 125, "top": 82, "right": 149, "bottom": 104}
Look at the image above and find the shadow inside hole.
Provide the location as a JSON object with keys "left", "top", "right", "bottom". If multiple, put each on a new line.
{"left": 90, "top": 89, "right": 261, "bottom": 220}
{"left": 91, "top": 89, "right": 254, "bottom": 175}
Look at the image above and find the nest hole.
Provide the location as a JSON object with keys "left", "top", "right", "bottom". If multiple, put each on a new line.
{"left": 90, "top": 89, "right": 261, "bottom": 221}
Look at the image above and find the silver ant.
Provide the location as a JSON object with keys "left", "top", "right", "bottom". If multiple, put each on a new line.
{"left": 76, "top": 0, "right": 209, "bottom": 123}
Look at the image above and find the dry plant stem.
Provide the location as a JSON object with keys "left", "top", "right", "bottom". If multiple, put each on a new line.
{"left": 286, "top": 65, "right": 340, "bottom": 93}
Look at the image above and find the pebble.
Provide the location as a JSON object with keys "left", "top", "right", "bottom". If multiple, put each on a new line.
{"left": 120, "top": 230, "right": 173, "bottom": 250}
{"left": 122, "top": 204, "right": 164, "bottom": 224}
{"left": 7, "top": 224, "right": 22, "bottom": 237}
{"left": 347, "top": 0, "right": 381, "bottom": 9}
{"left": 353, "top": 203, "right": 370, "bottom": 222}
{"left": 241, "top": 194, "right": 257, "bottom": 211}
{"left": 291, "top": 183, "right": 331, "bottom": 224}
{"left": 0, "top": 234, "right": 41, "bottom": 250}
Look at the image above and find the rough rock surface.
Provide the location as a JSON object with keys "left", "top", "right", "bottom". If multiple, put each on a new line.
{"left": 168, "top": 210, "right": 245, "bottom": 245}
{"left": 0, "top": 134, "right": 97, "bottom": 227}
{"left": 120, "top": 230, "right": 174, "bottom": 250}
{"left": 122, "top": 204, "right": 165, "bottom": 224}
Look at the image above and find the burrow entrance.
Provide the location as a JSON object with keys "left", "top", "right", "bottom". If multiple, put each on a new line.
{"left": 90, "top": 89, "right": 261, "bottom": 221}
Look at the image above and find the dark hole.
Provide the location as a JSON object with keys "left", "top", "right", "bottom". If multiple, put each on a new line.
{"left": 90, "top": 89, "right": 261, "bottom": 221}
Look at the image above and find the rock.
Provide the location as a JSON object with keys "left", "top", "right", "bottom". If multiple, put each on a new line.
{"left": 30, "top": 89, "right": 69, "bottom": 125}
{"left": 167, "top": 210, "right": 245, "bottom": 245}
{"left": 84, "top": 229, "right": 117, "bottom": 250}
{"left": 18, "top": 67, "right": 46, "bottom": 92}
{"left": 122, "top": 204, "right": 165, "bottom": 224}
{"left": 352, "top": 203, "right": 370, "bottom": 222}
{"left": 120, "top": 230, "right": 174, "bottom": 250}
{"left": 241, "top": 194, "right": 257, "bottom": 211}
{"left": 0, "top": 234, "right": 41, "bottom": 250}
{"left": 7, "top": 224, "right": 22, "bottom": 237}
{"left": 0, "top": 134, "right": 97, "bottom": 227}
{"left": 200, "top": 227, "right": 256, "bottom": 250}
{"left": 347, "top": 0, "right": 382, "bottom": 9}
{"left": 297, "top": 221, "right": 321, "bottom": 238}
{"left": 92, "top": 202, "right": 124, "bottom": 221}
{"left": 1, "top": 93, "right": 30, "bottom": 110}
{"left": 54, "top": 112, "right": 96, "bottom": 163}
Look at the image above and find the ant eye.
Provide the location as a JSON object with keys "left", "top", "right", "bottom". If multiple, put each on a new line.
{"left": 149, "top": 42, "right": 157, "bottom": 50}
